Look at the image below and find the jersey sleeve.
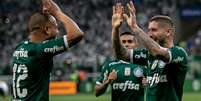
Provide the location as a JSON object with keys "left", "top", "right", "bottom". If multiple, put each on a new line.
{"left": 130, "top": 48, "right": 149, "bottom": 65}
{"left": 96, "top": 62, "right": 110, "bottom": 85}
{"left": 35, "top": 35, "right": 68, "bottom": 56}
{"left": 168, "top": 46, "right": 188, "bottom": 66}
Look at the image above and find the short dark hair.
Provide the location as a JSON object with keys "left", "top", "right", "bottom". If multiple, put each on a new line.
{"left": 120, "top": 31, "right": 138, "bottom": 43}
{"left": 28, "top": 11, "right": 54, "bottom": 32}
{"left": 120, "top": 31, "right": 133, "bottom": 36}
{"left": 149, "top": 15, "right": 174, "bottom": 28}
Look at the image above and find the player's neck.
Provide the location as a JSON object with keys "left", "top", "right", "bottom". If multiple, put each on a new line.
{"left": 163, "top": 39, "right": 174, "bottom": 48}
{"left": 28, "top": 32, "right": 48, "bottom": 43}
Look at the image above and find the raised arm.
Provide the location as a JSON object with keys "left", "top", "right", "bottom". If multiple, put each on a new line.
{"left": 112, "top": 3, "right": 131, "bottom": 61}
{"left": 43, "top": 0, "right": 84, "bottom": 47}
{"left": 123, "top": 1, "right": 170, "bottom": 62}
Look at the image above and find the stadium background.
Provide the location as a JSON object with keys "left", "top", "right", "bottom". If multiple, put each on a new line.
{"left": 0, "top": 0, "right": 201, "bottom": 100}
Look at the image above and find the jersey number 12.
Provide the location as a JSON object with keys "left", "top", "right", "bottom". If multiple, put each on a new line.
{"left": 12, "top": 63, "right": 28, "bottom": 98}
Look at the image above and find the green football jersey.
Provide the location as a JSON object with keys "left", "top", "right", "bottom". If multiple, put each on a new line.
{"left": 96, "top": 60, "right": 147, "bottom": 101}
{"left": 130, "top": 46, "right": 188, "bottom": 101}
{"left": 12, "top": 36, "right": 68, "bottom": 101}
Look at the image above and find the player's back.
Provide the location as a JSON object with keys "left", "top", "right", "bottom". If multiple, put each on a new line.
{"left": 12, "top": 41, "right": 53, "bottom": 101}
{"left": 12, "top": 35, "right": 68, "bottom": 101}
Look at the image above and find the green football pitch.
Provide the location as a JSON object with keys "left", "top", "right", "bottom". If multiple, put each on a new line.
{"left": 49, "top": 92, "right": 201, "bottom": 101}
{"left": 4, "top": 92, "right": 201, "bottom": 101}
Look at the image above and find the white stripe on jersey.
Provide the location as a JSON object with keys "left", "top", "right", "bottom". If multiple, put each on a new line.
{"left": 168, "top": 49, "right": 172, "bottom": 63}
{"left": 130, "top": 49, "right": 133, "bottom": 63}
{"left": 63, "top": 35, "right": 69, "bottom": 49}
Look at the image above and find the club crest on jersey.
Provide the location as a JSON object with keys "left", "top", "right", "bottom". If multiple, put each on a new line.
{"left": 133, "top": 67, "right": 143, "bottom": 77}
{"left": 124, "top": 67, "right": 131, "bottom": 76}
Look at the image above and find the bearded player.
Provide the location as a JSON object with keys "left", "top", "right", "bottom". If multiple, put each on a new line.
{"left": 112, "top": 1, "right": 188, "bottom": 101}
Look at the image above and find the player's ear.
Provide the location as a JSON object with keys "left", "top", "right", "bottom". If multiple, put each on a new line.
{"left": 166, "top": 28, "right": 174, "bottom": 37}
{"left": 41, "top": 25, "right": 51, "bottom": 36}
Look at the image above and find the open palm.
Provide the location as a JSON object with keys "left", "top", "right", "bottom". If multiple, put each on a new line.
{"left": 123, "top": 1, "right": 139, "bottom": 31}
{"left": 112, "top": 3, "right": 124, "bottom": 28}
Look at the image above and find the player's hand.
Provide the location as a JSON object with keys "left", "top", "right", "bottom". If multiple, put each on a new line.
{"left": 112, "top": 3, "right": 124, "bottom": 28}
{"left": 42, "top": 0, "right": 62, "bottom": 17}
{"left": 123, "top": 1, "right": 140, "bottom": 31}
{"left": 107, "top": 69, "right": 117, "bottom": 84}
{"left": 142, "top": 77, "right": 148, "bottom": 87}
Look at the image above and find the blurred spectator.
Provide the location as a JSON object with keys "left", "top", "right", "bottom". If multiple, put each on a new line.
{"left": 1, "top": 0, "right": 200, "bottom": 79}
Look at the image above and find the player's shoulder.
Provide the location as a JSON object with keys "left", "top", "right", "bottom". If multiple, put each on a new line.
{"left": 171, "top": 46, "right": 188, "bottom": 56}
{"left": 14, "top": 40, "right": 38, "bottom": 53}
{"left": 108, "top": 60, "right": 130, "bottom": 67}
{"left": 169, "top": 46, "right": 189, "bottom": 65}
{"left": 15, "top": 40, "right": 29, "bottom": 49}
{"left": 172, "top": 46, "right": 185, "bottom": 50}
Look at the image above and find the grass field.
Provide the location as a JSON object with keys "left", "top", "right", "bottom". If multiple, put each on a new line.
{"left": 3, "top": 92, "right": 200, "bottom": 101}
{"left": 49, "top": 92, "right": 201, "bottom": 101}
{"left": 50, "top": 93, "right": 110, "bottom": 101}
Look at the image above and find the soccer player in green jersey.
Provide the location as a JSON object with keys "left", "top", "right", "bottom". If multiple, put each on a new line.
{"left": 95, "top": 4, "right": 146, "bottom": 100}
{"left": 95, "top": 32, "right": 146, "bottom": 101}
{"left": 112, "top": 1, "right": 188, "bottom": 101}
{"left": 12, "top": 0, "right": 83, "bottom": 100}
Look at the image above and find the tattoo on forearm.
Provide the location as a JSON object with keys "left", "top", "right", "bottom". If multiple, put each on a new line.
{"left": 136, "top": 29, "right": 160, "bottom": 52}
{"left": 134, "top": 28, "right": 169, "bottom": 61}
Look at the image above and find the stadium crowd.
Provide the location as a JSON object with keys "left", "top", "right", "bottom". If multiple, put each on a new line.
{"left": 0, "top": 0, "right": 200, "bottom": 76}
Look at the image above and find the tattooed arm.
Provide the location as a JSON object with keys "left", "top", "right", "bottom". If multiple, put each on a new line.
{"left": 123, "top": 1, "right": 170, "bottom": 62}
{"left": 134, "top": 28, "right": 170, "bottom": 62}
{"left": 111, "top": 3, "right": 131, "bottom": 61}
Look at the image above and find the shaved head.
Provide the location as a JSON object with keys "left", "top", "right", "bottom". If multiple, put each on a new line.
{"left": 28, "top": 12, "right": 57, "bottom": 32}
